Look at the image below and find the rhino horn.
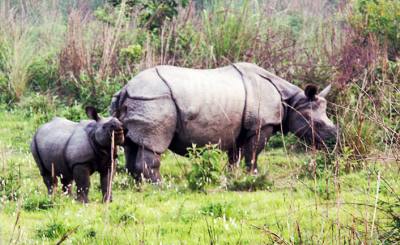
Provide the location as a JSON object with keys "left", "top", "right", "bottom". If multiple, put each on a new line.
{"left": 318, "top": 84, "right": 332, "bottom": 98}
{"left": 85, "top": 106, "right": 100, "bottom": 121}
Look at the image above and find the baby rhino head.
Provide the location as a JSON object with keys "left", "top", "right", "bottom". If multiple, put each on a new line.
{"left": 86, "top": 106, "right": 125, "bottom": 147}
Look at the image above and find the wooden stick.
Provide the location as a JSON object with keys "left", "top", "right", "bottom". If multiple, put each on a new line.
{"left": 8, "top": 209, "right": 21, "bottom": 244}
{"left": 370, "top": 171, "right": 381, "bottom": 240}
{"left": 51, "top": 162, "right": 57, "bottom": 197}
{"left": 106, "top": 131, "right": 115, "bottom": 203}
{"left": 55, "top": 225, "right": 79, "bottom": 245}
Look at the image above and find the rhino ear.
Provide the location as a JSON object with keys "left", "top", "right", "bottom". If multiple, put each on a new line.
{"left": 85, "top": 106, "right": 100, "bottom": 121}
{"left": 304, "top": 84, "right": 318, "bottom": 101}
{"left": 318, "top": 84, "right": 331, "bottom": 98}
{"left": 111, "top": 108, "right": 121, "bottom": 118}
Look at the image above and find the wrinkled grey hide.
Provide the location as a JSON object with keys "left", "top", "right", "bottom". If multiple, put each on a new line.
{"left": 31, "top": 107, "right": 124, "bottom": 203}
{"left": 111, "top": 62, "right": 337, "bottom": 181}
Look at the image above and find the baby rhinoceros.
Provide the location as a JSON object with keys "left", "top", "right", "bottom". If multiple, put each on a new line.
{"left": 31, "top": 107, "right": 124, "bottom": 203}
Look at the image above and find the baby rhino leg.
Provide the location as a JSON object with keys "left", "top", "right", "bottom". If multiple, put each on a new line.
{"left": 72, "top": 164, "right": 91, "bottom": 203}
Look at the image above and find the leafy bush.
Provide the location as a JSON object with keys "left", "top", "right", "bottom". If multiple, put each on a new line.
{"left": 0, "top": 71, "right": 12, "bottom": 104}
{"left": 200, "top": 202, "right": 233, "bottom": 218}
{"left": 59, "top": 74, "right": 124, "bottom": 114}
{"left": 185, "top": 144, "right": 224, "bottom": 191}
{"left": 110, "top": 204, "right": 138, "bottom": 225}
{"left": 60, "top": 102, "right": 86, "bottom": 122}
{"left": 267, "top": 132, "right": 300, "bottom": 150}
{"left": 85, "top": 228, "right": 97, "bottom": 238}
{"left": 36, "top": 220, "right": 68, "bottom": 239}
{"left": 299, "top": 151, "right": 334, "bottom": 178}
{"left": 351, "top": 0, "right": 400, "bottom": 60}
{"left": 108, "top": 0, "right": 189, "bottom": 31}
{"left": 120, "top": 44, "right": 143, "bottom": 64}
{"left": 18, "top": 93, "right": 58, "bottom": 126}
{"left": 28, "top": 57, "right": 58, "bottom": 92}
{"left": 77, "top": 77, "right": 124, "bottom": 113}
{"left": 0, "top": 162, "right": 22, "bottom": 201}
{"left": 226, "top": 173, "right": 273, "bottom": 192}
{"left": 314, "top": 174, "right": 336, "bottom": 200}
{"left": 23, "top": 195, "right": 54, "bottom": 211}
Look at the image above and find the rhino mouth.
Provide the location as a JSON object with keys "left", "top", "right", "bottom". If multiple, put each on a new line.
{"left": 296, "top": 125, "right": 337, "bottom": 150}
{"left": 113, "top": 129, "right": 125, "bottom": 145}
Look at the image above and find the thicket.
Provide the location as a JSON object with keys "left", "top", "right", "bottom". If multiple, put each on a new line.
{"left": 0, "top": 0, "right": 398, "bottom": 161}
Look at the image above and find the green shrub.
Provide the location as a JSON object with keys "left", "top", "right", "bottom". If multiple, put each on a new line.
{"left": 60, "top": 75, "right": 124, "bottom": 114}
{"left": 85, "top": 228, "right": 97, "bottom": 238}
{"left": 60, "top": 102, "right": 86, "bottom": 122}
{"left": 120, "top": 44, "right": 143, "bottom": 64}
{"left": 0, "top": 71, "right": 12, "bottom": 104}
{"left": 201, "top": 202, "right": 233, "bottom": 218}
{"left": 185, "top": 144, "right": 224, "bottom": 191}
{"left": 314, "top": 174, "right": 336, "bottom": 200}
{"left": 267, "top": 132, "right": 300, "bottom": 150}
{"left": 0, "top": 161, "right": 22, "bottom": 201}
{"left": 351, "top": 0, "right": 400, "bottom": 59}
{"left": 18, "top": 93, "right": 58, "bottom": 126}
{"left": 226, "top": 173, "right": 273, "bottom": 192}
{"left": 36, "top": 220, "right": 68, "bottom": 239}
{"left": 299, "top": 151, "right": 334, "bottom": 178}
{"left": 108, "top": 0, "right": 189, "bottom": 31}
{"left": 28, "top": 57, "right": 58, "bottom": 92}
{"left": 23, "top": 195, "right": 54, "bottom": 211}
{"left": 110, "top": 205, "right": 138, "bottom": 224}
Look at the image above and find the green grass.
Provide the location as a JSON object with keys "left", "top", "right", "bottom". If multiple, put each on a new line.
{"left": 0, "top": 110, "right": 398, "bottom": 244}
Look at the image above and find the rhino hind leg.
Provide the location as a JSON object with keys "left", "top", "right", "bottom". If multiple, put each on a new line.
{"left": 243, "top": 126, "right": 274, "bottom": 174}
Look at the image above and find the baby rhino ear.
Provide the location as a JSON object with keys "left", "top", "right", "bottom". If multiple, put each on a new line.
{"left": 85, "top": 106, "right": 100, "bottom": 121}
{"left": 304, "top": 84, "right": 318, "bottom": 101}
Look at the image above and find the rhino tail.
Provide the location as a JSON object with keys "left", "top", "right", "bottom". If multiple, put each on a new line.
{"left": 31, "top": 133, "right": 48, "bottom": 176}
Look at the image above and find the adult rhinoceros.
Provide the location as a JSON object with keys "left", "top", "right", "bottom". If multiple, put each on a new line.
{"left": 111, "top": 62, "right": 337, "bottom": 182}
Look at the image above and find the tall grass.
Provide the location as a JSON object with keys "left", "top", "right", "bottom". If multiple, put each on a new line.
{"left": 0, "top": 1, "right": 64, "bottom": 101}
{"left": 0, "top": 16, "right": 37, "bottom": 101}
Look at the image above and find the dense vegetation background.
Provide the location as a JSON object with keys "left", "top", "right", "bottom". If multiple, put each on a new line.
{"left": 0, "top": 0, "right": 399, "bottom": 243}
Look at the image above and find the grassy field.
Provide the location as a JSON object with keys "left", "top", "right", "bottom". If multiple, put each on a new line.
{"left": 0, "top": 110, "right": 398, "bottom": 244}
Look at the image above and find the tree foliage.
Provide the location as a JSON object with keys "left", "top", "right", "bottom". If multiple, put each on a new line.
{"left": 351, "top": 0, "right": 400, "bottom": 60}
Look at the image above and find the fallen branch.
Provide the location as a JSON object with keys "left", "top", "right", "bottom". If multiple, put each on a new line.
{"left": 56, "top": 225, "right": 79, "bottom": 245}
{"left": 251, "top": 224, "right": 290, "bottom": 245}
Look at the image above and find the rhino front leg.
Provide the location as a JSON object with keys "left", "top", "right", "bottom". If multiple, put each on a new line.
{"left": 136, "top": 146, "right": 161, "bottom": 183}
{"left": 124, "top": 138, "right": 138, "bottom": 176}
{"left": 73, "top": 164, "right": 91, "bottom": 203}
{"left": 243, "top": 126, "right": 274, "bottom": 174}
{"left": 42, "top": 173, "right": 57, "bottom": 195}
{"left": 100, "top": 170, "right": 112, "bottom": 202}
